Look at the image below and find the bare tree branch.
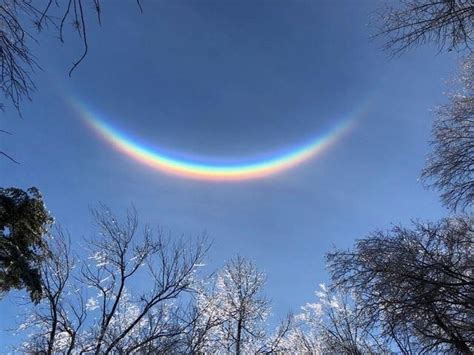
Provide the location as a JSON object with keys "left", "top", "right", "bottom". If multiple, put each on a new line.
{"left": 375, "top": 0, "right": 474, "bottom": 55}
{"left": 422, "top": 54, "right": 474, "bottom": 210}
{"left": 327, "top": 215, "right": 474, "bottom": 353}
{"left": 0, "top": 1, "right": 141, "bottom": 112}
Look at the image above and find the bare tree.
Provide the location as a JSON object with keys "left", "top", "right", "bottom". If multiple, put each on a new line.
{"left": 216, "top": 257, "right": 270, "bottom": 354}
{"left": 191, "top": 257, "right": 270, "bottom": 354}
{"left": 375, "top": 0, "right": 474, "bottom": 55}
{"left": 374, "top": 2, "right": 474, "bottom": 211}
{"left": 327, "top": 215, "right": 474, "bottom": 354}
{"left": 422, "top": 54, "right": 474, "bottom": 210}
{"left": 176, "top": 263, "right": 294, "bottom": 355}
{"left": 14, "top": 219, "right": 298, "bottom": 355}
{"left": 0, "top": 0, "right": 142, "bottom": 112}
{"left": 16, "top": 205, "right": 208, "bottom": 354}
{"left": 279, "top": 284, "right": 390, "bottom": 354}
{"left": 177, "top": 281, "right": 226, "bottom": 354}
{"left": 0, "top": 1, "right": 142, "bottom": 163}
{"left": 313, "top": 285, "right": 389, "bottom": 354}
{"left": 17, "top": 226, "right": 87, "bottom": 354}
{"left": 256, "top": 313, "right": 295, "bottom": 354}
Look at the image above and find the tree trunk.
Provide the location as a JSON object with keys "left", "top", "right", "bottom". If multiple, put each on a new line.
{"left": 236, "top": 317, "right": 242, "bottom": 355}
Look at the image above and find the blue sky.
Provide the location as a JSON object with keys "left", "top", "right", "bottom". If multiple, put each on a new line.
{"left": 0, "top": 0, "right": 462, "bottom": 344}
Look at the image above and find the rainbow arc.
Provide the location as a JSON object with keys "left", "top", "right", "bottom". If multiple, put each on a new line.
{"left": 75, "top": 104, "right": 356, "bottom": 181}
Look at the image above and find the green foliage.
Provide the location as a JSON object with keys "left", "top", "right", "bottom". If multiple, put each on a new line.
{"left": 0, "top": 187, "right": 53, "bottom": 303}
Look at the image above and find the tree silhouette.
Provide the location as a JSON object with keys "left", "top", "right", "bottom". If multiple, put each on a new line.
{"left": 376, "top": 0, "right": 474, "bottom": 55}
{"left": 327, "top": 215, "right": 474, "bottom": 353}
{"left": 194, "top": 257, "right": 270, "bottom": 354}
{"left": 16, "top": 205, "right": 208, "bottom": 354}
{"left": 0, "top": 0, "right": 142, "bottom": 112}
{"left": 422, "top": 54, "right": 474, "bottom": 211}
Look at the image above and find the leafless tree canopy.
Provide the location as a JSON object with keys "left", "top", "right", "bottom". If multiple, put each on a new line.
{"left": 16, "top": 206, "right": 208, "bottom": 354}
{"left": 327, "top": 215, "right": 474, "bottom": 354}
{"left": 173, "top": 257, "right": 294, "bottom": 354}
{"left": 196, "top": 257, "right": 271, "bottom": 354}
{"left": 12, "top": 207, "right": 474, "bottom": 353}
{"left": 14, "top": 207, "right": 297, "bottom": 354}
{"left": 376, "top": 0, "right": 474, "bottom": 54}
{"left": 283, "top": 284, "right": 391, "bottom": 354}
{"left": 422, "top": 54, "right": 474, "bottom": 210}
{"left": 0, "top": 0, "right": 141, "bottom": 112}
